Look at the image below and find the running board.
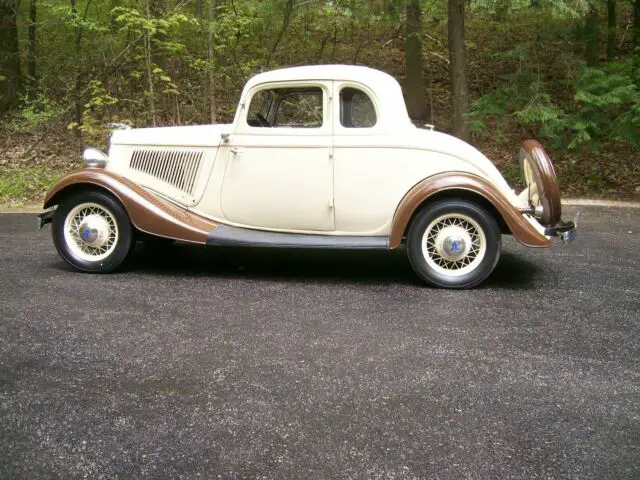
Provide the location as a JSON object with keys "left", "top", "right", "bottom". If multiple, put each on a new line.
{"left": 207, "top": 225, "right": 389, "bottom": 249}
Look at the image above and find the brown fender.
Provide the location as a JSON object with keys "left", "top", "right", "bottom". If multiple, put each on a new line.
{"left": 43, "top": 169, "right": 217, "bottom": 243}
{"left": 388, "top": 173, "right": 551, "bottom": 249}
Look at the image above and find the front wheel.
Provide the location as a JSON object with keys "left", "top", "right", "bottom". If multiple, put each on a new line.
{"left": 52, "top": 190, "right": 134, "bottom": 273}
{"left": 406, "top": 199, "right": 502, "bottom": 288}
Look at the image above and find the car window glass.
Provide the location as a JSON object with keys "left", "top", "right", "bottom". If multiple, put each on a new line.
{"left": 246, "top": 87, "right": 323, "bottom": 128}
{"left": 274, "top": 89, "right": 323, "bottom": 128}
{"left": 246, "top": 90, "right": 273, "bottom": 127}
{"left": 340, "top": 87, "right": 376, "bottom": 128}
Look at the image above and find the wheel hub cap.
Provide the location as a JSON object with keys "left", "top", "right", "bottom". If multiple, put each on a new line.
{"left": 77, "top": 214, "right": 110, "bottom": 248}
{"left": 434, "top": 226, "right": 472, "bottom": 261}
{"left": 441, "top": 236, "right": 467, "bottom": 260}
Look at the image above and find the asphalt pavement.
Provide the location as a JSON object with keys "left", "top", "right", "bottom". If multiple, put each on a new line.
{"left": 0, "top": 206, "right": 639, "bottom": 479}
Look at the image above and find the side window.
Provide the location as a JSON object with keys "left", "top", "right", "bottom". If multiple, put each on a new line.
{"left": 274, "top": 88, "right": 323, "bottom": 128}
{"left": 246, "top": 90, "right": 274, "bottom": 127}
{"left": 246, "top": 87, "right": 323, "bottom": 128}
{"left": 340, "top": 87, "right": 376, "bottom": 128}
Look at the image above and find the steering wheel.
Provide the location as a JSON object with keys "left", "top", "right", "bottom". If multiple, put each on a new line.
{"left": 256, "top": 113, "right": 271, "bottom": 127}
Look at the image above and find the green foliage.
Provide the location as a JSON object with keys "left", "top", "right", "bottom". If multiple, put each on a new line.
{"left": 469, "top": 40, "right": 640, "bottom": 151}
{"left": 499, "top": 163, "right": 524, "bottom": 189}
{"left": 75, "top": 80, "right": 121, "bottom": 146}
{"left": 468, "top": 43, "right": 566, "bottom": 144}
{"left": 0, "top": 165, "right": 66, "bottom": 206}
{"left": 1, "top": 1, "right": 638, "bottom": 150}
{"left": 470, "top": 0, "right": 590, "bottom": 19}
{"left": 8, "top": 92, "right": 65, "bottom": 133}
{"left": 565, "top": 61, "right": 640, "bottom": 149}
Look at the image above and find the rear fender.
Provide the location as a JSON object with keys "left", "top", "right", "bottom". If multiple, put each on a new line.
{"left": 389, "top": 173, "right": 551, "bottom": 249}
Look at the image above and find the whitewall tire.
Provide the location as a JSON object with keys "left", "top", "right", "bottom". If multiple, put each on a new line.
{"left": 407, "top": 199, "right": 502, "bottom": 288}
{"left": 52, "top": 190, "right": 134, "bottom": 273}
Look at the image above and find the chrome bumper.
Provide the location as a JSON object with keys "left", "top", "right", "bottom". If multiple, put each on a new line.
{"left": 545, "top": 213, "right": 579, "bottom": 243}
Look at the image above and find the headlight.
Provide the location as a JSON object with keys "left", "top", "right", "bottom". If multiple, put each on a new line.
{"left": 83, "top": 148, "right": 108, "bottom": 168}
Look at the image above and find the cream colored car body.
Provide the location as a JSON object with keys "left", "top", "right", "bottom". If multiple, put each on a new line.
{"left": 106, "top": 65, "right": 541, "bottom": 239}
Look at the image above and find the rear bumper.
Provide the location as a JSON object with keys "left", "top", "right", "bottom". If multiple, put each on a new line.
{"left": 544, "top": 216, "right": 578, "bottom": 243}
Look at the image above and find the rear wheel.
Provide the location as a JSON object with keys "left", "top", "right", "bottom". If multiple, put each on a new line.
{"left": 406, "top": 199, "right": 502, "bottom": 288}
{"left": 52, "top": 190, "right": 134, "bottom": 273}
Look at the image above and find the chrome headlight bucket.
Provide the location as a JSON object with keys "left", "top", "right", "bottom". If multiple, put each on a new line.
{"left": 83, "top": 148, "right": 108, "bottom": 168}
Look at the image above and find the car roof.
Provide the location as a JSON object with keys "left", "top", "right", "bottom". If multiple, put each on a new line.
{"left": 245, "top": 64, "right": 400, "bottom": 90}
{"left": 237, "top": 64, "right": 414, "bottom": 131}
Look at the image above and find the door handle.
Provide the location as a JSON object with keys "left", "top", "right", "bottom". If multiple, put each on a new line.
{"left": 230, "top": 147, "right": 244, "bottom": 155}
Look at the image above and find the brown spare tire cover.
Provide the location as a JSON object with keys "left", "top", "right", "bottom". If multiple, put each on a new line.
{"left": 519, "top": 140, "right": 562, "bottom": 227}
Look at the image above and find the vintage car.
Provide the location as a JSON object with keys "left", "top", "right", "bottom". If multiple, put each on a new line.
{"left": 38, "top": 65, "right": 576, "bottom": 288}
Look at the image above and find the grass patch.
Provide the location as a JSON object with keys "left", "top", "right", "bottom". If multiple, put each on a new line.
{"left": 0, "top": 166, "right": 67, "bottom": 207}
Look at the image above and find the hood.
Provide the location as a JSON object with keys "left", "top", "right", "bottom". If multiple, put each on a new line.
{"left": 110, "top": 124, "right": 233, "bottom": 148}
{"left": 408, "top": 128, "right": 516, "bottom": 198}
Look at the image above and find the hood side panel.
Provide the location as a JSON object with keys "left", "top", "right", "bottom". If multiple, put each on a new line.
{"left": 107, "top": 124, "right": 229, "bottom": 207}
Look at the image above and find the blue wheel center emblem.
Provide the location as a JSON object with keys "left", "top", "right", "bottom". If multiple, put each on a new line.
{"left": 81, "top": 228, "right": 91, "bottom": 241}
{"left": 450, "top": 241, "right": 460, "bottom": 252}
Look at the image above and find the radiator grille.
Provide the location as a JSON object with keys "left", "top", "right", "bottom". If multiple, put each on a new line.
{"left": 129, "top": 149, "right": 203, "bottom": 196}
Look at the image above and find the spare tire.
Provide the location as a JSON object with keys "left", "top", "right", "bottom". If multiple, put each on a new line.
{"left": 519, "top": 140, "right": 562, "bottom": 227}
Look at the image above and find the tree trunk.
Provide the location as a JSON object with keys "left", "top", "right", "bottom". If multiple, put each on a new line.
{"left": 196, "top": 0, "right": 206, "bottom": 122}
{"left": 633, "top": 0, "right": 640, "bottom": 86}
{"left": 145, "top": 0, "right": 156, "bottom": 126}
{"left": 207, "top": 0, "right": 216, "bottom": 124}
{"left": 28, "top": 0, "right": 37, "bottom": 86}
{"left": 151, "top": 0, "right": 166, "bottom": 72}
{"left": 266, "top": 0, "right": 294, "bottom": 67}
{"left": 0, "top": 0, "right": 21, "bottom": 111}
{"left": 607, "top": 0, "right": 616, "bottom": 61}
{"left": 70, "top": 0, "right": 82, "bottom": 135}
{"left": 584, "top": 4, "right": 599, "bottom": 67}
{"left": 448, "top": 0, "right": 469, "bottom": 141}
{"left": 68, "top": 0, "right": 92, "bottom": 136}
{"left": 404, "top": 0, "right": 429, "bottom": 121}
{"left": 150, "top": 0, "right": 166, "bottom": 120}
{"left": 634, "top": 0, "right": 640, "bottom": 50}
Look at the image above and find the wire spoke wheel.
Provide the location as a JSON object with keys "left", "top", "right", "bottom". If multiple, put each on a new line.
{"left": 407, "top": 199, "right": 501, "bottom": 288}
{"left": 53, "top": 191, "right": 134, "bottom": 273}
{"left": 421, "top": 213, "right": 487, "bottom": 277}
{"left": 63, "top": 202, "right": 119, "bottom": 262}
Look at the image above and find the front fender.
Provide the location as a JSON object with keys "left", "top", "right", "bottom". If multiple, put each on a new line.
{"left": 44, "top": 169, "right": 217, "bottom": 244}
{"left": 389, "top": 172, "right": 551, "bottom": 249}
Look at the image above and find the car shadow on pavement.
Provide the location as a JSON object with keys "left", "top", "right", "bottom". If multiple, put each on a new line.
{"left": 130, "top": 242, "right": 417, "bottom": 285}
{"left": 118, "top": 242, "right": 540, "bottom": 289}
{"left": 485, "top": 251, "right": 539, "bottom": 289}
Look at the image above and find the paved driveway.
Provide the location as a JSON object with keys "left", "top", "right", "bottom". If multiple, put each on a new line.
{"left": 0, "top": 206, "right": 638, "bottom": 479}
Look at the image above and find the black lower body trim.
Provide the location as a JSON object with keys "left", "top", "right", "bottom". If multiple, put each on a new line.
{"left": 207, "top": 225, "right": 389, "bottom": 249}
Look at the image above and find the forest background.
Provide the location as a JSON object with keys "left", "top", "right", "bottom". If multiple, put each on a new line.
{"left": 0, "top": 0, "right": 639, "bottom": 205}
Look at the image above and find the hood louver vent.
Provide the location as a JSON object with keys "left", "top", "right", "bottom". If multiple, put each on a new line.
{"left": 129, "top": 148, "right": 203, "bottom": 197}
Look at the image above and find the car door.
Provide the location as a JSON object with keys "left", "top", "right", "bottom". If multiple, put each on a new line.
{"left": 220, "top": 82, "right": 335, "bottom": 232}
{"left": 332, "top": 81, "right": 389, "bottom": 233}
